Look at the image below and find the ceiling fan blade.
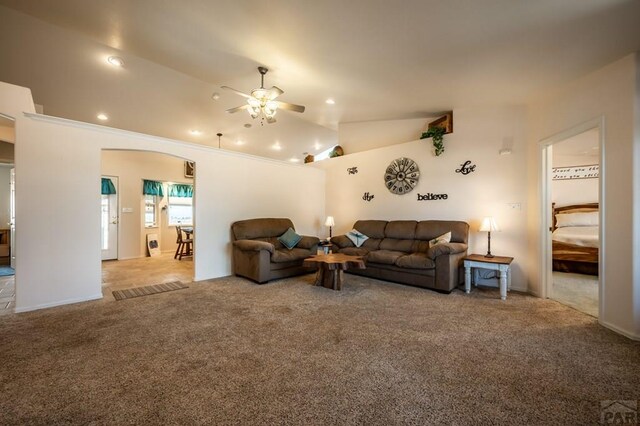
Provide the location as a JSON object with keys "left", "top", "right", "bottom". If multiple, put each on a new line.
{"left": 276, "top": 101, "right": 305, "bottom": 113}
{"left": 226, "top": 104, "right": 250, "bottom": 114}
{"left": 266, "top": 116, "right": 277, "bottom": 124}
{"left": 267, "top": 86, "right": 284, "bottom": 100}
{"left": 221, "top": 86, "right": 252, "bottom": 99}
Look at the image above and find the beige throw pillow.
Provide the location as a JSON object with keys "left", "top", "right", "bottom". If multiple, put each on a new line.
{"left": 429, "top": 231, "right": 451, "bottom": 248}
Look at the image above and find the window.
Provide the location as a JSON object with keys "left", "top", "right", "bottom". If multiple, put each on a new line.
{"left": 168, "top": 195, "right": 192, "bottom": 226}
{"left": 144, "top": 195, "right": 158, "bottom": 227}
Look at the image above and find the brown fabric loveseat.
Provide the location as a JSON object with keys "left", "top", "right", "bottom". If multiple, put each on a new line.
{"left": 331, "top": 220, "right": 469, "bottom": 293}
{"left": 231, "top": 218, "right": 319, "bottom": 283}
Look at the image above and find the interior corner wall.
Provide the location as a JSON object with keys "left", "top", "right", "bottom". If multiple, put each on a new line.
{"left": 15, "top": 114, "right": 326, "bottom": 312}
{"left": 526, "top": 53, "right": 639, "bottom": 339}
{"left": 314, "top": 106, "right": 529, "bottom": 291}
{"left": 101, "top": 150, "right": 194, "bottom": 259}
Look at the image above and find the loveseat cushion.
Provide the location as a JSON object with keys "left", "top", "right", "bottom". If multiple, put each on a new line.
{"left": 338, "top": 247, "right": 370, "bottom": 256}
{"left": 395, "top": 253, "right": 435, "bottom": 270}
{"left": 232, "top": 218, "right": 294, "bottom": 240}
{"left": 427, "top": 242, "right": 468, "bottom": 259}
{"left": 233, "top": 239, "right": 274, "bottom": 253}
{"left": 367, "top": 250, "right": 406, "bottom": 265}
{"left": 297, "top": 235, "right": 320, "bottom": 249}
{"left": 271, "top": 248, "right": 311, "bottom": 263}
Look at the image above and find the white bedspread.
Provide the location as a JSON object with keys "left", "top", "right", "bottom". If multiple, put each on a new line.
{"left": 553, "top": 226, "right": 599, "bottom": 248}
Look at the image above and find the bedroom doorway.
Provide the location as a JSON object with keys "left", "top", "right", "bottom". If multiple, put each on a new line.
{"left": 540, "top": 120, "right": 603, "bottom": 318}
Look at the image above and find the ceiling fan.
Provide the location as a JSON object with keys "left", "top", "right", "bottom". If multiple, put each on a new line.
{"left": 222, "top": 67, "right": 305, "bottom": 124}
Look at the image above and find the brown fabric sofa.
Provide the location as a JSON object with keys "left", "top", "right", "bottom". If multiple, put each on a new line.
{"left": 331, "top": 220, "right": 469, "bottom": 292}
{"left": 231, "top": 218, "right": 319, "bottom": 283}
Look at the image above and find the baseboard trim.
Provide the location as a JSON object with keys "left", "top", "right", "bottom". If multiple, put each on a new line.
{"left": 599, "top": 319, "right": 640, "bottom": 341}
{"left": 14, "top": 293, "right": 104, "bottom": 313}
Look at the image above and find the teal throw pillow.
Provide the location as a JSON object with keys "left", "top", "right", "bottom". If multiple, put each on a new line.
{"left": 346, "top": 229, "right": 369, "bottom": 247}
{"left": 278, "top": 227, "right": 302, "bottom": 250}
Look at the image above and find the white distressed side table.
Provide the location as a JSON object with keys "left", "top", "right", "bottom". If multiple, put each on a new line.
{"left": 463, "top": 254, "right": 514, "bottom": 300}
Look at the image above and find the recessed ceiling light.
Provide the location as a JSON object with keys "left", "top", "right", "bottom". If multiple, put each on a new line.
{"left": 236, "top": 140, "right": 245, "bottom": 145}
{"left": 211, "top": 92, "right": 220, "bottom": 101}
{"left": 107, "top": 56, "right": 124, "bottom": 67}
{"left": 272, "top": 143, "right": 282, "bottom": 151}
{"left": 325, "top": 99, "right": 335, "bottom": 105}
{"left": 244, "top": 123, "right": 252, "bottom": 128}
{"left": 97, "top": 113, "right": 108, "bottom": 121}
{"left": 289, "top": 158, "right": 300, "bottom": 163}
{"left": 189, "top": 130, "right": 202, "bottom": 136}
{"left": 314, "top": 142, "right": 322, "bottom": 150}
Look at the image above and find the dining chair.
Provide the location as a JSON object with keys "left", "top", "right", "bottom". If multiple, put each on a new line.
{"left": 174, "top": 225, "right": 193, "bottom": 260}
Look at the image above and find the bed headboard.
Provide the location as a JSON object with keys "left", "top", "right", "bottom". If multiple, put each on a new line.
{"left": 552, "top": 202, "right": 599, "bottom": 231}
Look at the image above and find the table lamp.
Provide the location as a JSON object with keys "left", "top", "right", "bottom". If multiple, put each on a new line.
{"left": 325, "top": 216, "right": 335, "bottom": 238}
{"left": 479, "top": 217, "right": 499, "bottom": 258}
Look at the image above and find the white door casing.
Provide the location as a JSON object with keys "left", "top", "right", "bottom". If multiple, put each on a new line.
{"left": 101, "top": 176, "right": 118, "bottom": 260}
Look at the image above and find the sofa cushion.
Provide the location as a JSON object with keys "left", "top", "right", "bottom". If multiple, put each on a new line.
{"left": 338, "top": 247, "right": 370, "bottom": 256}
{"left": 331, "top": 235, "right": 354, "bottom": 248}
{"left": 379, "top": 238, "right": 415, "bottom": 253}
{"left": 232, "top": 218, "right": 294, "bottom": 240}
{"left": 416, "top": 221, "right": 470, "bottom": 244}
{"left": 367, "top": 250, "right": 406, "bottom": 265}
{"left": 278, "top": 227, "right": 302, "bottom": 250}
{"left": 271, "top": 248, "right": 311, "bottom": 263}
{"left": 353, "top": 220, "right": 387, "bottom": 239}
{"left": 385, "top": 221, "right": 418, "bottom": 239}
{"left": 395, "top": 253, "right": 436, "bottom": 270}
{"left": 362, "top": 238, "right": 382, "bottom": 250}
{"left": 233, "top": 239, "right": 274, "bottom": 253}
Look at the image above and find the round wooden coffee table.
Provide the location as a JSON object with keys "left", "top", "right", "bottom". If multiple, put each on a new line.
{"left": 303, "top": 253, "right": 366, "bottom": 291}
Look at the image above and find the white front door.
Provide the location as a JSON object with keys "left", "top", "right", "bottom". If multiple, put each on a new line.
{"left": 101, "top": 176, "right": 118, "bottom": 260}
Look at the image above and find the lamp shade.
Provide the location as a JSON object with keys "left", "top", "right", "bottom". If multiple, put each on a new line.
{"left": 479, "top": 217, "right": 499, "bottom": 232}
{"left": 325, "top": 216, "right": 335, "bottom": 227}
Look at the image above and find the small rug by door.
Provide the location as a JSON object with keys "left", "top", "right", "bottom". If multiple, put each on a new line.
{"left": 0, "top": 266, "right": 15, "bottom": 277}
{"left": 112, "top": 281, "right": 188, "bottom": 301}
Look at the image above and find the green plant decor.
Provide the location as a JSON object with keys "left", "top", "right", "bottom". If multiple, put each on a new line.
{"left": 420, "top": 126, "right": 446, "bottom": 156}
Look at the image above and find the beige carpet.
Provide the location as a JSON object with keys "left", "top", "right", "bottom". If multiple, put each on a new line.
{"left": 1, "top": 274, "right": 638, "bottom": 425}
{"left": 552, "top": 271, "right": 599, "bottom": 317}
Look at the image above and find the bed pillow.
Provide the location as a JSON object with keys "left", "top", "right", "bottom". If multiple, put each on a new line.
{"left": 555, "top": 211, "right": 599, "bottom": 228}
{"left": 346, "top": 229, "right": 369, "bottom": 247}
{"left": 429, "top": 231, "right": 451, "bottom": 248}
{"left": 278, "top": 227, "right": 302, "bottom": 250}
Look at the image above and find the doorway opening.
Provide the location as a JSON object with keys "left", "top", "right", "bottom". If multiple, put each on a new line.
{"left": 0, "top": 115, "right": 15, "bottom": 315}
{"left": 100, "top": 150, "right": 195, "bottom": 300}
{"left": 540, "top": 119, "right": 604, "bottom": 318}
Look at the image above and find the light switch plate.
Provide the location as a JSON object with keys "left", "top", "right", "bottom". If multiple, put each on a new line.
{"left": 122, "top": 207, "right": 133, "bottom": 213}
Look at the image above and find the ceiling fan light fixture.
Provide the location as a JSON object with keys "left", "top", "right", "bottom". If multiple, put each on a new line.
{"left": 252, "top": 88, "right": 267, "bottom": 100}
{"left": 266, "top": 100, "right": 278, "bottom": 111}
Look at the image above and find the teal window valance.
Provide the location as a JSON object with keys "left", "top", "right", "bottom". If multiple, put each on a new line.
{"left": 143, "top": 180, "right": 164, "bottom": 197}
{"left": 101, "top": 178, "right": 116, "bottom": 195}
{"left": 169, "top": 184, "right": 193, "bottom": 198}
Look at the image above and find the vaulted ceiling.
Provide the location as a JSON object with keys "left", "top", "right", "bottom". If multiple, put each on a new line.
{"left": 1, "top": 0, "right": 639, "bottom": 161}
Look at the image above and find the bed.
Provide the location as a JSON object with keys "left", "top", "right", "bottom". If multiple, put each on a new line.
{"left": 552, "top": 203, "right": 599, "bottom": 276}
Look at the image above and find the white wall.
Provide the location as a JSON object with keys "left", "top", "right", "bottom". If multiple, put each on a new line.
{"left": 101, "top": 150, "right": 193, "bottom": 259}
{"left": 526, "top": 53, "right": 639, "bottom": 339}
{"left": 314, "top": 106, "right": 529, "bottom": 291}
{"left": 338, "top": 117, "right": 436, "bottom": 154}
{"left": 14, "top": 113, "right": 325, "bottom": 312}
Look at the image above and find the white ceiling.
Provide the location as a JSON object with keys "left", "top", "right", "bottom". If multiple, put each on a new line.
{"left": 0, "top": 0, "right": 639, "bottom": 161}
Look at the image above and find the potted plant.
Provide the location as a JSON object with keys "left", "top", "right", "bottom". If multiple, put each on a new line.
{"left": 420, "top": 126, "right": 446, "bottom": 156}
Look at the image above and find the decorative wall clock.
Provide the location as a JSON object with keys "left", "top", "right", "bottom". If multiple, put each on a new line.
{"left": 384, "top": 157, "right": 420, "bottom": 195}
